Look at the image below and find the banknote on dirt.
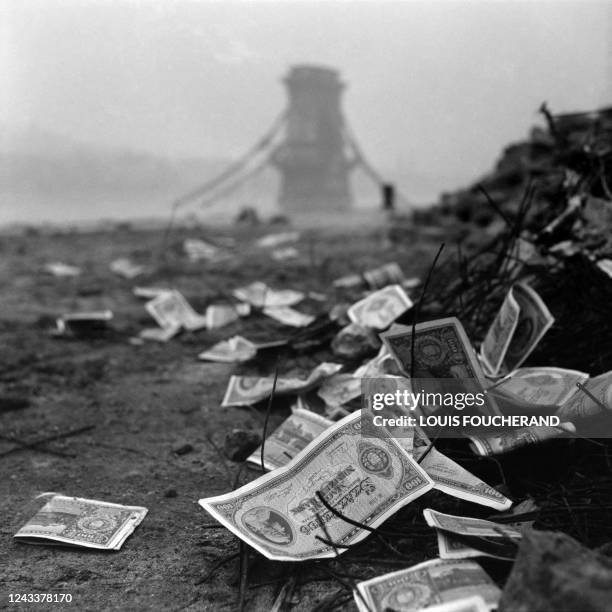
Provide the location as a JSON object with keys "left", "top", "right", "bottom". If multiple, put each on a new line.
{"left": 221, "top": 363, "right": 343, "bottom": 407}
{"left": 354, "top": 558, "right": 500, "bottom": 612}
{"left": 414, "top": 428, "right": 511, "bottom": 510}
{"left": 110, "top": 257, "right": 145, "bottom": 279}
{"left": 263, "top": 306, "right": 315, "bottom": 328}
{"left": 145, "top": 290, "right": 207, "bottom": 331}
{"left": 14, "top": 495, "right": 147, "bottom": 550}
{"left": 347, "top": 284, "right": 413, "bottom": 330}
{"left": 199, "top": 410, "right": 433, "bottom": 561}
{"left": 246, "top": 407, "right": 333, "bottom": 470}
{"left": 480, "top": 283, "right": 554, "bottom": 376}
{"left": 198, "top": 335, "right": 257, "bottom": 363}
{"left": 317, "top": 374, "right": 363, "bottom": 407}
{"left": 233, "top": 281, "right": 303, "bottom": 308}
{"left": 205, "top": 304, "right": 243, "bottom": 329}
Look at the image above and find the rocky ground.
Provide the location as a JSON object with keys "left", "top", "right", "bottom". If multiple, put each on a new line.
{"left": 0, "top": 220, "right": 445, "bottom": 611}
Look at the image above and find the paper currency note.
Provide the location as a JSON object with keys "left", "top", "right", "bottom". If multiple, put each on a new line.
{"left": 246, "top": 407, "right": 333, "bottom": 470}
{"left": 138, "top": 324, "right": 180, "bottom": 342}
{"left": 354, "top": 559, "right": 500, "bottom": 612}
{"left": 221, "top": 363, "right": 343, "bottom": 407}
{"left": 205, "top": 305, "right": 241, "bottom": 329}
{"left": 480, "top": 288, "right": 520, "bottom": 375}
{"left": 317, "top": 374, "right": 363, "bottom": 407}
{"left": 110, "top": 257, "right": 145, "bottom": 279}
{"left": 198, "top": 336, "right": 257, "bottom": 363}
{"left": 424, "top": 509, "right": 521, "bottom": 539}
{"left": 413, "top": 428, "right": 511, "bottom": 510}
{"left": 495, "top": 367, "right": 588, "bottom": 407}
{"left": 363, "top": 262, "right": 405, "bottom": 289}
{"left": 183, "top": 238, "right": 221, "bottom": 262}
{"left": 199, "top": 411, "right": 433, "bottom": 561}
{"left": 263, "top": 306, "right": 315, "bottom": 328}
{"left": 467, "top": 422, "right": 575, "bottom": 456}
{"left": 434, "top": 526, "right": 520, "bottom": 562}
{"left": 424, "top": 596, "right": 489, "bottom": 612}
{"left": 233, "top": 282, "right": 303, "bottom": 308}
{"left": 381, "top": 318, "right": 485, "bottom": 381}
{"left": 556, "top": 370, "right": 612, "bottom": 420}
{"left": 14, "top": 495, "right": 147, "bottom": 550}
{"left": 348, "top": 284, "right": 413, "bottom": 330}
{"left": 133, "top": 286, "right": 171, "bottom": 299}
{"left": 145, "top": 290, "right": 207, "bottom": 331}
{"left": 257, "top": 231, "right": 300, "bottom": 248}
{"left": 482, "top": 283, "right": 554, "bottom": 376}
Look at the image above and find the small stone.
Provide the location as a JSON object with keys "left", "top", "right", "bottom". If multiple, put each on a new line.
{"left": 172, "top": 443, "right": 194, "bottom": 456}
{"left": 224, "top": 429, "right": 262, "bottom": 462}
{"left": 164, "top": 488, "right": 178, "bottom": 498}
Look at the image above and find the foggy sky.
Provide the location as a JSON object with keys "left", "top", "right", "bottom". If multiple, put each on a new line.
{"left": 3, "top": 0, "right": 612, "bottom": 193}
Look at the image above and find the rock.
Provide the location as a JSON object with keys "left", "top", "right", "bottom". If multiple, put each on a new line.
{"left": 499, "top": 529, "right": 612, "bottom": 612}
{"left": 172, "top": 443, "right": 194, "bottom": 456}
{"left": 224, "top": 429, "right": 261, "bottom": 462}
{"left": 164, "top": 488, "right": 178, "bottom": 498}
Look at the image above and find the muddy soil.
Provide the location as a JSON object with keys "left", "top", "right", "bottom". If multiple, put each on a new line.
{"left": 0, "top": 222, "right": 443, "bottom": 611}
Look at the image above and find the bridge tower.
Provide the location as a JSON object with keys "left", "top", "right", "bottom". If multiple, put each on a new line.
{"left": 272, "top": 65, "right": 354, "bottom": 212}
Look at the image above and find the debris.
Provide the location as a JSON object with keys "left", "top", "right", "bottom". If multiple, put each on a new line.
{"left": 133, "top": 286, "right": 171, "bottom": 299}
{"left": 271, "top": 246, "right": 299, "bottom": 261}
{"left": 14, "top": 494, "right": 147, "bottom": 550}
{"left": 172, "top": 442, "right": 194, "bottom": 456}
{"left": 224, "top": 429, "right": 262, "bottom": 462}
{"left": 498, "top": 529, "right": 612, "bottom": 612}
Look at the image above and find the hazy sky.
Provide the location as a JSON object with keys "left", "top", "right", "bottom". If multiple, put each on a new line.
{"left": 3, "top": 0, "right": 612, "bottom": 189}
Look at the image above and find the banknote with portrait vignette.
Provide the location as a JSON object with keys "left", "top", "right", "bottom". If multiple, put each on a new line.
{"left": 199, "top": 410, "right": 433, "bottom": 561}
{"left": 380, "top": 317, "right": 500, "bottom": 416}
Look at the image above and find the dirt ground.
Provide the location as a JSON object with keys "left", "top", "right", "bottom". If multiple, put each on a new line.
{"left": 0, "top": 220, "right": 447, "bottom": 611}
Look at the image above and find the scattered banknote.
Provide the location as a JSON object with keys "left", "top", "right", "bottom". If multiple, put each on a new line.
{"left": 138, "top": 324, "right": 181, "bottom": 342}
{"left": 480, "top": 283, "right": 554, "bottom": 376}
{"left": 348, "top": 284, "right": 413, "bottom": 330}
{"left": 381, "top": 318, "right": 486, "bottom": 381}
{"left": 14, "top": 495, "right": 147, "bottom": 550}
{"left": 44, "top": 262, "right": 81, "bottom": 277}
{"left": 467, "top": 422, "right": 576, "bottom": 456}
{"left": 354, "top": 559, "right": 500, "bottom": 612}
{"left": 110, "top": 257, "right": 145, "bottom": 279}
{"left": 198, "top": 336, "right": 257, "bottom": 363}
{"left": 332, "top": 273, "right": 363, "bottom": 289}
{"left": 205, "top": 304, "right": 242, "bottom": 329}
{"left": 424, "top": 508, "right": 522, "bottom": 539}
{"left": 133, "top": 286, "right": 171, "bottom": 299}
{"left": 221, "top": 363, "right": 343, "bottom": 407}
{"left": 272, "top": 247, "right": 299, "bottom": 261}
{"left": 317, "top": 374, "right": 362, "bottom": 407}
{"left": 556, "top": 370, "right": 612, "bottom": 420}
{"left": 56, "top": 310, "right": 113, "bottom": 336}
{"left": 494, "top": 367, "right": 588, "bottom": 407}
{"left": 424, "top": 509, "right": 521, "bottom": 561}
{"left": 597, "top": 258, "right": 612, "bottom": 279}
{"left": 199, "top": 410, "right": 433, "bottom": 561}
{"left": 363, "top": 262, "right": 405, "bottom": 289}
{"left": 381, "top": 318, "right": 498, "bottom": 416}
{"left": 184, "top": 238, "right": 221, "bottom": 262}
{"left": 233, "top": 281, "right": 303, "bottom": 308}
{"left": 246, "top": 407, "right": 333, "bottom": 470}
{"left": 414, "top": 428, "right": 512, "bottom": 510}
{"left": 145, "top": 290, "right": 207, "bottom": 331}
{"left": 331, "top": 323, "right": 381, "bottom": 359}
{"left": 424, "top": 596, "right": 489, "bottom": 612}
{"left": 263, "top": 306, "right": 315, "bottom": 328}
{"left": 257, "top": 231, "right": 300, "bottom": 248}
{"left": 353, "top": 345, "right": 402, "bottom": 378}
